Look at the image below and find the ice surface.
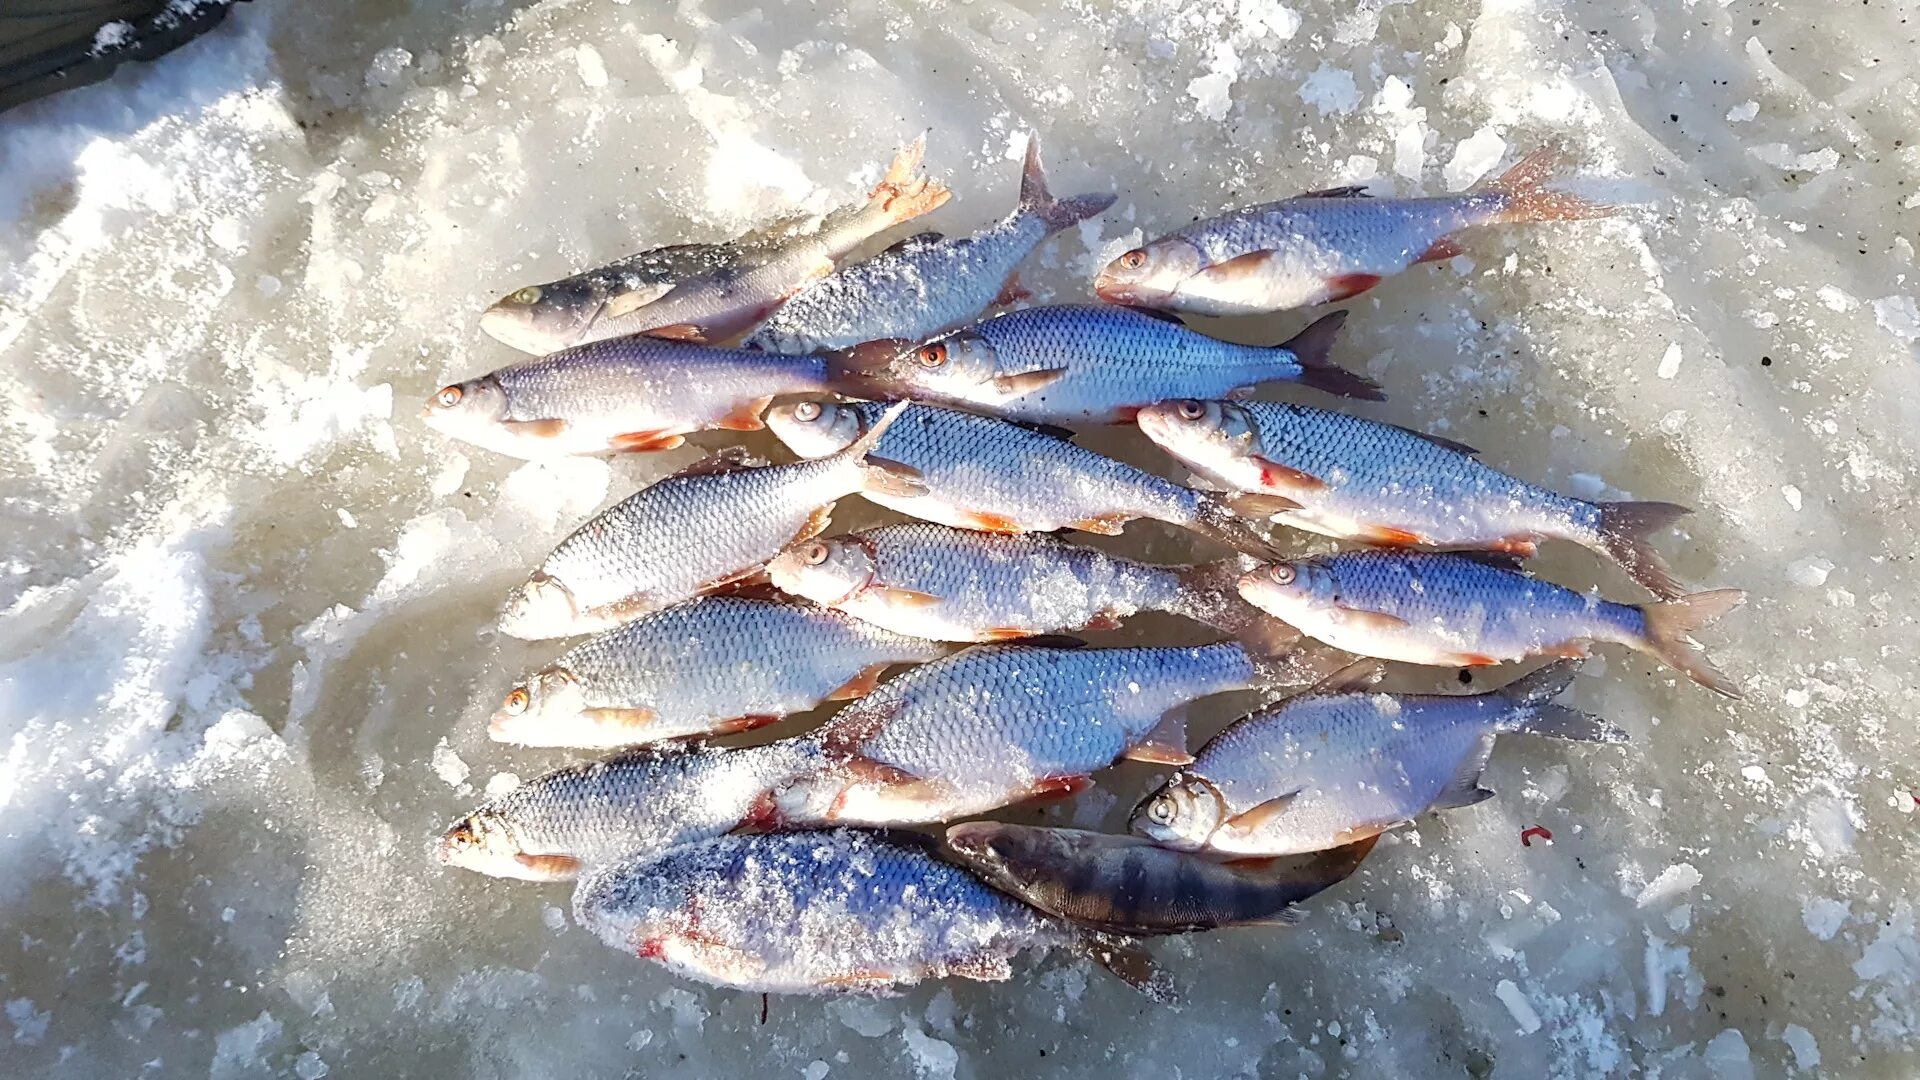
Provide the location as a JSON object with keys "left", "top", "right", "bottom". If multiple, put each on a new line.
{"left": 2, "top": 0, "right": 1918, "bottom": 1076}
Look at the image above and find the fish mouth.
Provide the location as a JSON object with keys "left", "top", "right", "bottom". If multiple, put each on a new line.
{"left": 479, "top": 305, "right": 571, "bottom": 354}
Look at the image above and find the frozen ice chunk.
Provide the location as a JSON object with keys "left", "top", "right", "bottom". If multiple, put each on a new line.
{"left": 1493, "top": 979, "right": 1541, "bottom": 1034}
{"left": 1299, "top": 66, "right": 1360, "bottom": 115}
{"left": 1780, "top": 1024, "right": 1820, "bottom": 1070}
{"left": 1801, "top": 896, "right": 1848, "bottom": 940}
{"left": 1701, "top": 1028, "right": 1753, "bottom": 1080}
{"left": 1443, "top": 129, "right": 1508, "bottom": 191}
{"left": 1635, "top": 863, "right": 1701, "bottom": 908}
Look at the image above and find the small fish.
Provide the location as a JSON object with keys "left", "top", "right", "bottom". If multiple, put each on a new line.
{"left": 1137, "top": 399, "right": 1691, "bottom": 598}
{"left": 1131, "top": 661, "right": 1626, "bottom": 856}
{"left": 488, "top": 596, "right": 946, "bottom": 748}
{"left": 765, "top": 522, "right": 1292, "bottom": 648}
{"left": 770, "top": 641, "right": 1337, "bottom": 827}
{"left": 481, "top": 137, "right": 951, "bottom": 353}
{"left": 572, "top": 828, "right": 1167, "bottom": 997}
{"left": 838, "top": 305, "right": 1380, "bottom": 423}
{"left": 944, "top": 823, "right": 1378, "bottom": 935}
{"left": 763, "top": 400, "right": 1293, "bottom": 558}
{"left": 1093, "top": 144, "right": 1614, "bottom": 315}
{"left": 500, "top": 402, "right": 922, "bottom": 640}
{"left": 1236, "top": 551, "right": 1745, "bottom": 697}
{"left": 421, "top": 336, "right": 861, "bottom": 459}
{"left": 745, "top": 136, "right": 1115, "bottom": 353}
{"left": 436, "top": 741, "right": 825, "bottom": 881}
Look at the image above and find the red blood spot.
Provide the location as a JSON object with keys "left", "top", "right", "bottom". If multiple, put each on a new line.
{"left": 1520, "top": 826, "right": 1553, "bottom": 847}
{"left": 634, "top": 937, "right": 665, "bottom": 959}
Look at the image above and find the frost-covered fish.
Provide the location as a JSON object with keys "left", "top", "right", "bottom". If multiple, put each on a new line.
{"left": 770, "top": 641, "right": 1333, "bottom": 827}
{"left": 500, "top": 402, "right": 921, "bottom": 640}
{"left": 1136, "top": 399, "right": 1690, "bottom": 598}
{"left": 1236, "top": 551, "right": 1745, "bottom": 697}
{"left": 765, "top": 522, "right": 1291, "bottom": 647}
{"left": 764, "top": 400, "right": 1291, "bottom": 558}
{"left": 1093, "top": 145, "right": 1614, "bottom": 315}
{"left": 745, "top": 137, "right": 1115, "bottom": 354}
{"left": 421, "top": 336, "right": 862, "bottom": 459}
{"left": 1131, "top": 662, "right": 1626, "bottom": 856}
{"left": 488, "top": 596, "right": 945, "bottom": 748}
{"left": 436, "top": 741, "right": 825, "bottom": 881}
{"left": 572, "top": 829, "right": 1166, "bottom": 996}
{"left": 945, "top": 823, "right": 1378, "bottom": 935}
{"left": 480, "top": 137, "right": 951, "bottom": 353}
{"left": 840, "top": 305, "right": 1380, "bottom": 423}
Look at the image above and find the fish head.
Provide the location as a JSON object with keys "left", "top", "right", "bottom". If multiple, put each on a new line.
{"left": 887, "top": 329, "right": 999, "bottom": 400}
{"left": 1135, "top": 399, "right": 1252, "bottom": 465}
{"left": 1094, "top": 237, "right": 1204, "bottom": 307}
{"left": 436, "top": 810, "right": 575, "bottom": 881}
{"left": 1129, "top": 775, "right": 1226, "bottom": 850}
{"left": 479, "top": 279, "right": 602, "bottom": 354}
{"left": 498, "top": 573, "right": 584, "bottom": 640}
{"left": 765, "top": 399, "right": 864, "bottom": 459}
{"left": 420, "top": 375, "right": 510, "bottom": 442}
{"left": 1236, "top": 560, "right": 1336, "bottom": 621}
{"left": 767, "top": 536, "right": 876, "bottom": 608}
{"left": 487, "top": 667, "right": 590, "bottom": 745}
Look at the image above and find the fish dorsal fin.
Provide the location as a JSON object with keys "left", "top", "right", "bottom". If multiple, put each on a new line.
{"left": 1121, "top": 708, "right": 1193, "bottom": 766}
{"left": 1447, "top": 551, "right": 1530, "bottom": 573}
{"left": 1390, "top": 423, "right": 1479, "bottom": 456}
{"left": 1296, "top": 185, "right": 1375, "bottom": 199}
{"left": 1307, "top": 657, "right": 1388, "bottom": 696}
{"left": 669, "top": 446, "right": 766, "bottom": 479}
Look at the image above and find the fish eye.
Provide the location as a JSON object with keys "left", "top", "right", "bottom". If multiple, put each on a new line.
{"left": 803, "top": 542, "right": 831, "bottom": 566}
{"left": 794, "top": 401, "right": 823, "bottom": 422}
{"left": 503, "top": 687, "right": 530, "bottom": 714}
{"left": 1175, "top": 400, "right": 1205, "bottom": 421}
{"left": 916, "top": 344, "right": 947, "bottom": 369}
{"left": 1119, "top": 248, "right": 1148, "bottom": 271}
{"left": 1148, "top": 796, "right": 1176, "bottom": 825}
{"left": 510, "top": 286, "right": 542, "bottom": 305}
{"left": 436, "top": 385, "right": 463, "bottom": 408}
{"left": 1269, "top": 564, "right": 1297, "bottom": 586}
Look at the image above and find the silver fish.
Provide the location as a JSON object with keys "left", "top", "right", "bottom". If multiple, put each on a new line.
{"left": 481, "top": 137, "right": 951, "bottom": 353}
{"left": 489, "top": 596, "right": 946, "bottom": 748}
{"left": 770, "top": 641, "right": 1335, "bottom": 827}
{"left": 765, "top": 522, "right": 1292, "bottom": 648}
{"left": 840, "top": 305, "right": 1380, "bottom": 424}
{"left": 436, "top": 741, "right": 824, "bottom": 881}
{"left": 763, "top": 400, "right": 1292, "bottom": 558}
{"left": 1237, "top": 551, "right": 1745, "bottom": 697}
{"left": 1131, "top": 661, "right": 1626, "bottom": 856}
{"left": 1137, "top": 398, "right": 1690, "bottom": 598}
{"left": 500, "top": 402, "right": 922, "bottom": 641}
{"left": 572, "top": 829, "right": 1166, "bottom": 996}
{"left": 1094, "top": 145, "right": 1613, "bottom": 315}
{"left": 945, "top": 822, "right": 1377, "bottom": 934}
{"left": 745, "top": 136, "right": 1115, "bottom": 353}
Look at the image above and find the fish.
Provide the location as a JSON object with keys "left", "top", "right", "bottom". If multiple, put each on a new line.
{"left": 944, "top": 822, "right": 1379, "bottom": 935}
{"left": 768, "top": 641, "right": 1339, "bottom": 828}
{"left": 480, "top": 137, "right": 951, "bottom": 353}
{"left": 435, "top": 741, "right": 825, "bottom": 881}
{"left": 1093, "top": 144, "right": 1614, "bottom": 315}
{"left": 488, "top": 596, "right": 947, "bottom": 748}
{"left": 420, "top": 336, "right": 863, "bottom": 459}
{"left": 1130, "top": 661, "right": 1627, "bottom": 856}
{"left": 744, "top": 135, "right": 1115, "bottom": 354}
{"left": 1236, "top": 550, "right": 1746, "bottom": 697}
{"left": 571, "top": 828, "right": 1167, "bottom": 997}
{"left": 764, "top": 522, "right": 1295, "bottom": 649}
{"left": 499, "top": 401, "right": 922, "bottom": 641}
{"left": 763, "top": 400, "right": 1294, "bottom": 558}
{"left": 836, "top": 304, "right": 1381, "bottom": 423}
{"left": 1136, "top": 398, "right": 1691, "bottom": 598}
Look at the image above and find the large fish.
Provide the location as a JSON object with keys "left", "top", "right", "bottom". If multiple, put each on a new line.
{"left": 435, "top": 741, "right": 825, "bottom": 881}
{"left": 945, "top": 823, "right": 1378, "bottom": 935}
{"left": 421, "top": 336, "right": 861, "bottom": 459}
{"left": 489, "top": 596, "right": 945, "bottom": 748}
{"left": 763, "top": 400, "right": 1292, "bottom": 558}
{"left": 1136, "top": 399, "right": 1690, "bottom": 598}
{"left": 1130, "top": 662, "right": 1626, "bottom": 856}
{"left": 765, "top": 522, "right": 1293, "bottom": 648}
{"left": 1236, "top": 551, "right": 1745, "bottom": 697}
{"left": 745, "top": 136, "right": 1114, "bottom": 353}
{"left": 500, "top": 402, "right": 921, "bottom": 641}
{"left": 480, "top": 137, "right": 951, "bottom": 353}
{"left": 768, "top": 641, "right": 1334, "bottom": 827}
{"left": 1093, "top": 144, "right": 1613, "bottom": 315}
{"left": 838, "top": 305, "right": 1380, "bottom": 423}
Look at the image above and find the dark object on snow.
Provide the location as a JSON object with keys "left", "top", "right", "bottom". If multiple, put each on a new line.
{"left": 0, "top": 1, "right": 242, "bottom": 115}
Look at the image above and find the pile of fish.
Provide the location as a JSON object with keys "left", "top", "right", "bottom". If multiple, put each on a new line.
{"left": 427, "top": 135, "right": 1744, "bottom": 999}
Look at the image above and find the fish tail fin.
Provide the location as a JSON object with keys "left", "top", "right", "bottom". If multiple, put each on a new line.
{"left": 1479, "top": 143, "right": 1617, "bottom": 224}
{"left": 1274, "top": 311, "right": 1385, "bottom": 401}
{"left": 839, "top": 400, "right": 927, "bottom": 497}
{"left": 1170, "top": 560, "right": 1302, "bottom": 656}
{"left": 1019, "top": 133, "right": 1117, "bottom": 232}
{"left": 1639, "top": 588, "right": 1747, "bottom": 698}
{"left": 1594, "top": 500, "right": 1691, "bottom": 599}
{"left": 1187, "top": 492, "right": 1298, "bottom": 559}
{"left": 1076, "top": 931, "right": 1176, "bottom": 1003}
{"left": 868, "top": 133, "right": 952, "bottom": 225}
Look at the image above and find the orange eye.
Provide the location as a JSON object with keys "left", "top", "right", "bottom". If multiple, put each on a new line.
{"left": 794, "top": 401, "right": 823, "bottom": 422}
{"left": 1119, "top": 249, "right": 1147, "bottom": 270}
{"left": 804, "top": 543, "right": 831, "bottom": 566}
{"left": 503, "top": 687, "right": 530, "bottom": 714}
{"left": 436, "top": 385, "right": 463, "bottom": 408}
{"left": 1176, "top": 400, "right": 1205, "bottom": 420}
{"left": 916, "top": 344, "right": 947, "bottom": 369}
{"left": 1269, "top": 565, "right": 1296, "bottom": 586}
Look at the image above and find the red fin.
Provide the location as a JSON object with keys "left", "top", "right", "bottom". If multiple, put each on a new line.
{"left": 1320, "top": 273, "right": 1383, "bottom": 302}
{"left": 1251, "top": 455, "right": 1329, "bottom": 492}
{"left": 1069, "top": 515, "right": 1129, "bottom": 536}
{"left": 826, "top": 663, "right": 892, "bottom": 701}
{"left": 1486, "top": 537, "right": 1540, "bottom": 557}
{"left": 610, "top": 430, "right": 686, "bottom": 453}
{"left": 1122, "top": 707, "right": 1193, "bottom": 766}
{"left": 1479, "top": 144, "right": 1617, "bottom": 223}
{"left": 1538, "top": 642, "right": 1591, "bottom": 660}
{"left": 992, "top": 273, "right": 1031, "bottom": 308}
{"left": 1082, "top": 611, "right": 1125, "bottom": 632}
{"left": 1196, "top": 250, "right": 1273, "bottom": 284}
{"left": 957, "top": 509, "right": 1025, "bottom": 534}
{"left": 1415, "top": 235, "right": 1467, "bottom": 264}
{"left": 645, "top": 323, "right": 710, "bottom": 343}
{"left": 581, "top": 706, "right": 660, "bottom": 732}
{"left": 512, "top": 852, "right": 583, "bottom": 880}
{"left": 1451, "top": 653, "right": 1501, "bottom": 667}
{"left": 792, "top": 503, "right": 837, "bottom": 545}
{"left": 1021, "top": 774, "right": 1093, "bottom": 803}
{"left": 711, "top": 714, "right": 780, "bottom": 735}
{"left": 982, "top": 626, "right": 1041, "bottom": 642}
{"left": 875, "top": 585, "right": 942, "bottom": 609}
{"left": 715, "top": 396, "right": 772, "bottom": 432}
{"left": 1356, "top": 524, "right": 1423, "bottom": 547}
{"left": 500, "top": 417, "right": 568, "bottom": 438}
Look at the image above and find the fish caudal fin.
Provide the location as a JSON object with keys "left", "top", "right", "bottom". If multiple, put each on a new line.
{"left": 1077, "top": 931, "right": 1175, "bottom": 1003}
{"left": 1019, "top": 133, "right": 1117, "bottom": 232}
{"left": 1275, "top": 312, "right": 1386, "bottom": 401}
{"left": 1594, "top": 500, "right": 1691, "bottom": 599}
{"left": 1479, "top": 143, "right": 1617, "bottom": 224}
{"left": 1170, "top": 560, "right": 1303, "bottom": 656}
{"left": 868, "top": 134, "right": 952, "bottom": 226}
{"left": 1639, "top": 588, "right": 1747, "bottom": 698}
{"left": 1187, "top": 492, "right": 1298, "bottom": 559}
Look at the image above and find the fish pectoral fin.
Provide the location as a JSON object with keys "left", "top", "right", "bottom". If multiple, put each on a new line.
{"left": 669, "top": 445, "right": 764, "bottom": 478}
{"left": 500, "top": 417, "right": 568, "bottom": 438}
{"left": 981, "top": 626, "right": 1042, "bottom": 642}
{"left": 711, "top": 714, "right": 781, "bottom": 735}
{"left": 989, "top": 367, "right": 1069, "bottom": 398}
{"left": 610, "top": 430, "right": 686, "bottom": 453}
{"left": 1485, "top": 537, "right": 1541, "bottom": 557}
{"left": 1249, "top": 455, "right": 1330, "bottom": 492}
{"left": 1355, "top": 524, "right": 1425, "bottom": 547}
{"left": 511, "top": 852, "right": 583, "bottom": 880}
{"left": 859, "top": 457, "right": 929, "bottom": 499}
{"left": 601, "top": 285, "right": 671, "bottom": 320}
{"left": 1416, "top": 234, "right": 1468, "bottom": 264}
{"left": 1021, "top": 774, "right": 1094, "bottom": 802}
{"left": 1318, "top": 273, "right": 1385, "bottom": 303}
{"left": 957, "top": 509, "right": 1026, "bottom": 534}
{"left": 826, "top": 663, "right": 893, "bottom": 701}
{"left": 1305, "top": 657, "right": 1390, "bottom": 695}
{"left": 1121, "top": 709, "right": 1193, "bottom": 766}
{"left": 1221, "top": 791, "right": 1303, "bottom": 836}
{"left": 873, "top": 586, "right": 943, "bottom": 611}
{"left": 791, "top": 503, "right": 838, "bottom": 546}
{"left": 1431, "top": 784, "right": 1498, "bottom": 811}
{"left": 580, "top": 707, "right": 661, "bottom": 732}
{"left": 1430, "top": 733, "right": 1500, "bottom": 811}
{"left": 1068, "top": 515, "right": 1129, "bottom": 536}
{"left": 1224, "top": 492, "right": 1303, "bottom": 518}
{"left": 644, "top": 323, "right": 711, "bottom": 343}
{"left": 1196, "top": 250, "right": 1275, "bottom": 284}
{"left": 1331, "top": 606, "right": 1409, "bottom": 632}
{"left": 714, "top": 396, "right": 773, "bottom": 432}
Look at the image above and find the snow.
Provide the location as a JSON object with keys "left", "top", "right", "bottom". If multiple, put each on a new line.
{"left": 1, "top": 0, "right": 1915, "bottom": 1076}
